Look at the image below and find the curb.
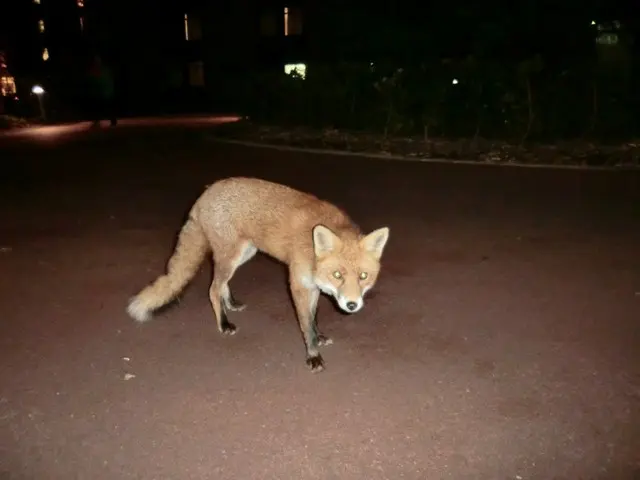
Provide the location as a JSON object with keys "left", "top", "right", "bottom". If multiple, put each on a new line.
{"left": 207, "top": 136, "right": 640, "bottom": 172}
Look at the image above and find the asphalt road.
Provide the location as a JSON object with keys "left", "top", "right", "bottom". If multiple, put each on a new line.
{"left": 1, "top": 119, "right": 639, "bottom": 479}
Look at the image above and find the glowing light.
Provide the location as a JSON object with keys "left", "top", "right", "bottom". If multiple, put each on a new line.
{"left": 0, "top": 116, "right": 243, "bottom": 140}
{"left": 0, "top": 123, "right": 90, "bottom": 140}
{"left": 452, "top": 78, "right": 459, "bottom": 85}
{"left": 184, "top": 14, "right": 189, "bottom": 40}
{"left": 284, "top": 7, "right": 289, "bottom": 36}
{"left": 33, "top": 0, "right": 40, "bottom": 4}
{"left": 77, "top": 0, "right": 84, "bottom": 7}
{"left": 32, "top": 85, "right": 45, "bottom": 95}
{"left": 591, "top": 20, "right": 596, "bottom": 26}
{"left": 42, "top": 48, "right": 49, "bottom": 61}
{"left": 38, "top": 19, "right": 45, "bottom": 33}
{"left": 596, "top": 33, "right": 619, "bottom": 45}
{"left": 80, "top": 16, "right": 84, "bottom": 31}
{"left": 284, "top": 63, "right": 306, "bottom": 79}
{"left": 1, "top": 76, "right": 17, "bottom": 96}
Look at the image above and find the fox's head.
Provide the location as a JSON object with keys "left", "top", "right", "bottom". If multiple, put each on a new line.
{"left": 312, "top": 224, "right": 390, "bottom": 314}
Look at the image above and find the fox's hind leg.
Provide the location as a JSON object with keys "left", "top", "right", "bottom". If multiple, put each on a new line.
{"left": 222, "top": 286, "right": 246, "bottom": 312}
{"left": 209, "top": 241, "right": 257, "bottom": 335}
{"left": 221, "top": 242, "right": 257, "bottom": 312}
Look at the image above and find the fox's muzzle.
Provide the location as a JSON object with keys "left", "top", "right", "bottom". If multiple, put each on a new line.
{"left": 337, "top": 295, "right": 363, "bottom": 313}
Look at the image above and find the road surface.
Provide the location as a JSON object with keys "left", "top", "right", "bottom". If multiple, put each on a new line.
{"left": 1, "top": 119, "right": 639, "bottom": 479}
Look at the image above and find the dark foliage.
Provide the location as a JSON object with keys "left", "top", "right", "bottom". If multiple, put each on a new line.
{"left": 236, "top": 52, "right": 639, "bottom": 144}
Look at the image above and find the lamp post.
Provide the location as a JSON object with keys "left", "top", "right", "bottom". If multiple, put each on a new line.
{"left": 32, "top": 84, "right": 46, "bottom": 121}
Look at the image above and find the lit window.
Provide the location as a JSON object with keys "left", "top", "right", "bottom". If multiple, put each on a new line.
{"left": 283, "top": 7, "right": 302, "bottom": 36}
{"left": 77, "top": 0, "right": 84, "bottom": 7}
{"left": 1, "top": 76, "right": 17, "bottom": 97}
{"left": 284, "top": 7, "right": 289, "bottom": 36}
{"left": 42, "top": 48, "right": 49, "bottom": 61}
{"left": 284, "top": 63, "right": 306, "bottom": 79}
{"left": 595, "top": 20, "right": 622, "bottom": 33}
{"left": 38, "top": 20, "right": 45, "bottom": 33}
{"left": 596, "top": 33, "right": 619, "bottom": 45}
{"left": 184, "top": 13, "right": 202, "bottom": 41}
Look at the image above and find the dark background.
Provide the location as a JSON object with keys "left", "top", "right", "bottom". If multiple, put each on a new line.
{"left": 0, "top": 0, "right": 636, "bottom": 140}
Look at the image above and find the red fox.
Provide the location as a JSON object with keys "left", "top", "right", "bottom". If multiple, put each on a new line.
{"left": 126, "top": 177, "right": 390, "bottom": 372}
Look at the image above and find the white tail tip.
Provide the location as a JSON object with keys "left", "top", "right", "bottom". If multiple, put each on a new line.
{"left": 127, "top": 297, "right": 152, "bottom": 323}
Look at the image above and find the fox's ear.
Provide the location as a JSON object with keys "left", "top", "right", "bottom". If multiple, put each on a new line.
{"left": 361, "top": 227, "right": 390, "bottom": 260}
{"left": 313, "top": 224, "right": 340, "bottom": 257}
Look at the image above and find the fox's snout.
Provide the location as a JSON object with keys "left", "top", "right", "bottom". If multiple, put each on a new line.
{"left": 315, "top": 278, "right": 367, "bottom": 314}
{"left": 337, "top": 295, "right": 364, "bottom": 313}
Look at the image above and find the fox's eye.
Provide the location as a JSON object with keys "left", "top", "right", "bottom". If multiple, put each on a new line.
{"left": 359, "top": 272, "right": 368, "bottom": 280}
{"left": 333, "top": 271, "right": 342, "bottom": 279}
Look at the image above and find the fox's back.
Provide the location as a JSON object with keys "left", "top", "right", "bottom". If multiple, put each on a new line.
{"left": 192, "top": 177, "right": 360, "bottom": 262}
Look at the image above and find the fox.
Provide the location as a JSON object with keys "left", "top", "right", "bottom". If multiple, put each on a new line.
{"left": 126, "top": 176, "right": 390, "bottom": 372}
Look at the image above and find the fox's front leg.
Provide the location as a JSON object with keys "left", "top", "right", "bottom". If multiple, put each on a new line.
{"left": 289, "top": 277, "right": 325, "bottom": 372}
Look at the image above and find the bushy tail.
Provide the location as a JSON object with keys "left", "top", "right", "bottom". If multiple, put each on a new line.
{"left": 127, "top": 216, "right": 209, "bottom": 322}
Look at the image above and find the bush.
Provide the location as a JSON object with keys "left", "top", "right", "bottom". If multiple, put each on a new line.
{"left": 237, "top": 55, "right": 639, "bottom": 143}
{"left": 0, "top": 114, "right": 30, "bottom": 130}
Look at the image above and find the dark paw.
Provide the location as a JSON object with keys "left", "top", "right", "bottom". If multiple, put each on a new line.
{"left": 306, "top": 355, "right": 325, "bottom": 373}
{"left": 317, "top": 334, "right": 333, "bottom": 347}
{"left": 220, "top": 319, "right": 237, "bottom": 336}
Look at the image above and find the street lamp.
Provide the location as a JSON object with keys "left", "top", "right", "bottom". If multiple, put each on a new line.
{"left": 31, "top": 84, "right": 46, "bottom": 121}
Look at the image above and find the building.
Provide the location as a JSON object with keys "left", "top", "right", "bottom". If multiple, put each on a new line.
{"left": 3, "top": 0, "right": 422, "bottom": 117}
{"left": 179, "top": 0, "right": 311, "bottom": 111}
{"left": 85, "top": 0, "right": 187, "bottom": 115}
{"left": 1, "top": 0, "right": 189, "bottom": 118}
{"left": 182, "top": 1, "right": 436, "bottom": 110}
{"left": 0, "top": 0, "right": 90, "bottom": 118}
{"left": 2, "top": 0, "right": 87, "bottom": 79}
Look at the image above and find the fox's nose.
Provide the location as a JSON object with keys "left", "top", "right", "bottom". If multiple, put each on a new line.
{"left": 346, "top": 301, "right": 358, "bottom": 311}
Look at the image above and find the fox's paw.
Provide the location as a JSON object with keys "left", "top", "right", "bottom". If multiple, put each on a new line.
{"left": 306, "top": 355, "right": 325, "bottom": 373}
{"left": 220, "top": 319, "right": 237, "bottom": 336}
{"left": 317, "top": 334, "right": 333, "bottom": 347}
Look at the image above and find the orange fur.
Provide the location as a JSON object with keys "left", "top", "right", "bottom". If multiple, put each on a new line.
{"left": 127, "top": 177, "right": 390, "bottom": 372}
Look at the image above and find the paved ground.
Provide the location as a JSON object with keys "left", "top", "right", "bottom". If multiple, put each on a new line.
{"left": 1, "top": 119, "right": 639, "bottom": 479}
